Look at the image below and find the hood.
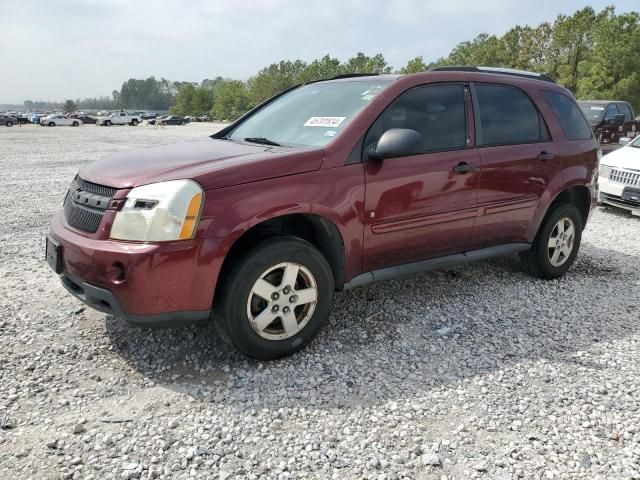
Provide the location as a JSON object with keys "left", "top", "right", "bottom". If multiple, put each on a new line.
{"left": 602, "top": 145, "right": 640, "bottom": 171}
{"left": 79, "top": 138, "right": 325, "bottom": 191}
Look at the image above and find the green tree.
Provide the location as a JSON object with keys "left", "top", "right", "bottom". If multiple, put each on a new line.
{"left": 399, "top": 56, "right": 428, "bottom": 74}
{"left": 211, "top": 80, "right": 251, "bottom": 121}
{"left": 298, "top": 55, "right": 344, "bottom": 83}
{"left": 63, "top": 100, "right": 77, "bottom": 113}
{"left": 171, "top": 83, "right": 197, "bottom": 115}
{"left": 578, "top": 10, "right": 640, "bottom": 111}
{"left": 344, "top": 52, "right": 392, "bottom": 74}
{"left": 247, "top": 60, "right": 308, "bottom": 104}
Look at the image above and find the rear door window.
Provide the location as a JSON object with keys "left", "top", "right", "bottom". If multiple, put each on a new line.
{"left": 541, "top": 91, "right": 593, "bottom": 141}
{"left": 604, "top": 104, "right": 619, "bottom": 119}
{"left": 473, "top": 84, "right": 548, "bottom": 146}
{"left": 618, "top": 103, "right": 633, "bottom": 122}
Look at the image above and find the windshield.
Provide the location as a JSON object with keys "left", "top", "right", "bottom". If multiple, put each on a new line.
{"left": 630, "top": 136, "right": 640, "bottom": 148}
{"left": 579, "top": 102, "right": 605, "bottom": 122}
{"left": 227, "top": 79, "right": 394, "bottom": 147}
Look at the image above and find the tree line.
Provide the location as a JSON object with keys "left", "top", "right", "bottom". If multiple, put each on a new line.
{"left": 22, "top": 6, "right": 638, "bottom": 118}
{"left": 170, "top": 5, "right": 639, "bottom": 120}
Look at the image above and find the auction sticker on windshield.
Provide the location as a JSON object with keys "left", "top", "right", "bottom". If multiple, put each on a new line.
{"left": 304, "top": 116, "right": 346, "bottom": 127}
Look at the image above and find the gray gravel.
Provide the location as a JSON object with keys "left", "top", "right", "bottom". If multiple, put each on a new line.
{"left": 1, "top": 124, "right": 640, "bottom": 480}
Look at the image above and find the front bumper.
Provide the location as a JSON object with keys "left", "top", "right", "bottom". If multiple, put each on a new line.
{"left": 59, "top": 272, "right": 209, "bottom": 327}
{"left": 49, "top": 211, "right": 225, "bottom": 326}
{"left": 598, "top": 175, "right": 640, "bottom": 215}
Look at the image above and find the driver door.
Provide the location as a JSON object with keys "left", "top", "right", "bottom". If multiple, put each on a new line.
{"left": 363, "top": 83, "right": 480, "bottom": 272}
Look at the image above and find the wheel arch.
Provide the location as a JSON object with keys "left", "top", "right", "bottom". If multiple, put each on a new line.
{"left": 548, "top": 184, "right": 591, "bottom": 228}
{"left": 530, "top": 184, "right": 592, "bottom": 241}
{"left": 214, "top": 213, "right": 346, "bottom": 300}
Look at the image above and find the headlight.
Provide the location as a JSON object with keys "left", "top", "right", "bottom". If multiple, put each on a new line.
{"left": 598, "top": 164, "right": 611, "bottom": 178}
{"left": 110, "top": 179, "right": 204, "bottom": 241}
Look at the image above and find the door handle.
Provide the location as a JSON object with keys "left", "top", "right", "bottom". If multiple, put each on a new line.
{"left": 538, "top": 151, "right": 554, "bottom": 161}
{"left": 453, "top": 162, "right": 476, "bottom": 174}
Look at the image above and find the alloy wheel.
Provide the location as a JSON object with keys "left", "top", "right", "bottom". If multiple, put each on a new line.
{"left": 246, "top": 262, "right": 318, "bottom": 341}
{"left": 547, "top": 217, "right": 575, "bottom": 267}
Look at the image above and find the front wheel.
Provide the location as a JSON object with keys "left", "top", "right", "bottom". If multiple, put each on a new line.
{"left": 520, "top": 203, "right": 583, "bottom": 279}
{"left": 72, "top": 121, "right": 79, "bottom": 127}
{"left": 5, "top": 121, "right": 12, "bottom": 127}
{"left": 104, "top": 120, "right": 111, "bottom": 126}
{"left": 214, "top": 236, "right": 334, "bottom": 360}
{"left": 48, "top": 122, "right": 55, "bottom": 127}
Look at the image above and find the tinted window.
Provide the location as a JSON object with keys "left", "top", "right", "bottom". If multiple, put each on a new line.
{"left": 542, "top": 91, "right": 593, "bottom": 141}
{"left": 474, "top": 84, "right": 546, "bottom": 146}
{"left": 365, "top": 84, "right": 467, "bottom": 154}
{"left": 604, "top": 104, "right": 619, "bottom": 119}
{"left": 619, "top": 103, "right": 633, "bottom": 122}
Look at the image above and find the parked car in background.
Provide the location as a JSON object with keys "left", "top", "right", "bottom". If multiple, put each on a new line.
{"left": 68, "top": 114, "right": 97, "bottom": 125}
{"left": 162, "top": 115, "right": 188, "bottom": 125}
{"left": 578, "top": 100, "right": 639, "bottom": 145}
{"left": 47, "top": 68, "right": 598, "bottom": 359}
{"left": 40, "top": 114, "right": 83, "bottom": 127}
{"left": 96, "top": 111, "right": 142, "bottom": 126}
{"left": 146, "top": 115, "right": 167, "bottom": 125}
{"left": 141, "top": 112, "right": 158, "bottom": 120}
{"left": 148, "top": 115, "right": 188, "bottom": 125}
{"left": 0, "top": 114, "right": 18, "bottom": 127}
{"left": 598, "top": 135, "right": 640, "bottom": 215}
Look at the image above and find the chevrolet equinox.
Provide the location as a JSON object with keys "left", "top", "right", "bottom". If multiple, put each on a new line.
{"left": 47, "top": 67, "right": 599, "bottom": 359}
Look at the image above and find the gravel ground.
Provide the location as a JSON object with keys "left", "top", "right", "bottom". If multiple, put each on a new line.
{"left": 1, "top": 123, "right": 639, "bottom": 480}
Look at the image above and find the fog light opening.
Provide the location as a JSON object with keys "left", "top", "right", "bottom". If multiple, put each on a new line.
{"left": 107, "top": 262, "right": 126, "bottom": 284}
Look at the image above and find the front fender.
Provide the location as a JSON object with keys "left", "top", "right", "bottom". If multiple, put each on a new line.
{"left": 199, "top": 165, "right": 366, "bottom": 281}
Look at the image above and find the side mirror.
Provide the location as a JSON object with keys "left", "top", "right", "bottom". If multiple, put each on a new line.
{"left": 367, "top": 128, "right": 424, "bottom": 160}
{"left": 619, "top": 137, "right": 632, "bottom": 146}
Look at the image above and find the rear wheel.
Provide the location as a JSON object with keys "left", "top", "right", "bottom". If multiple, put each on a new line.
{"left": 48, "top": 122, "right": 55, "bottom": 127}
{"left": 5, "top": 121, "right": 12, "bottom": 127}
{"left": 520, "top": 203, "right": 583, "bottom": 279}
{"left": 214, "top": 236, "right": 334, "bottom": 360}
{"left": 72, "top": 121, "right": 79, "bottom": 127}
{"left": 131, "top": 119, "right": 138, "bottom": 126}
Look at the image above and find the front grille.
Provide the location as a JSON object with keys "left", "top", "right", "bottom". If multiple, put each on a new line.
{"left": 609, "top": 169, "right": 640, "bottom": 187}
{"left": 75, "top": 177, "right": 117, "bottom": 198}
{"left": 63, "top": 177, "right": 116, "bottom": 233}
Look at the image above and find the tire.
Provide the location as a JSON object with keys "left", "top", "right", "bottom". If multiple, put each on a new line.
{"left": 519, "top": 203, "right": 583, "bottom": 279}
{"left": 48, "top": 122, "right": 55, "bottom": 127}
{"left": 105, "top": 120, "right": 111, "bottom": 127}
{"left": 131, "top": 119, "right": 138, "bottom": 126}
{"left": 214, "top": 236, "right": 334, "bottom": 360}
{"left": 72, "top": 121, "right": 79, "bottom": 127}
{"left": 6, "top": 121, "right": 12, "bottom": 127}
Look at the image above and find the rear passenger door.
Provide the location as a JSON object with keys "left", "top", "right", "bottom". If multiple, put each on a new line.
{"left": 468, "top": 83, "right": 560, "bottom": 250}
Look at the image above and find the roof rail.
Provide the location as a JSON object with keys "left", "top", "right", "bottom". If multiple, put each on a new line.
{"left": 430, "top": 66, "right": 556, "bottom": 84}
{"left": 328, "top": 73, "right": 380, "bottom": 80}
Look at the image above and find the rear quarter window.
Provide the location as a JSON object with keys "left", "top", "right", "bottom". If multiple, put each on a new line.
{"left": 541, "top": 91, "right": 593, "bottom": 141}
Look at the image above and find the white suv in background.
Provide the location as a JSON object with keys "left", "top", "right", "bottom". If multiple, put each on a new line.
{"left": 599, "top": 136, "right": 640, "bottom": 215}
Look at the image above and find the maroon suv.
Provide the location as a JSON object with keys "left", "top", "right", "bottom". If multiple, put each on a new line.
{"left": 47, "top": 67, "right": 598, "bottom": 359}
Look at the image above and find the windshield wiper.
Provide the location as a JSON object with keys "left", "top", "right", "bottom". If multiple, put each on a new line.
{"left": 244, "top": 137, "right": 281, "bottom": 147}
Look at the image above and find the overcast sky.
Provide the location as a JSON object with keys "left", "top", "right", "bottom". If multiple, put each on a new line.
{"left": 1, "top": 0, "right": 637, "bottom": 104}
